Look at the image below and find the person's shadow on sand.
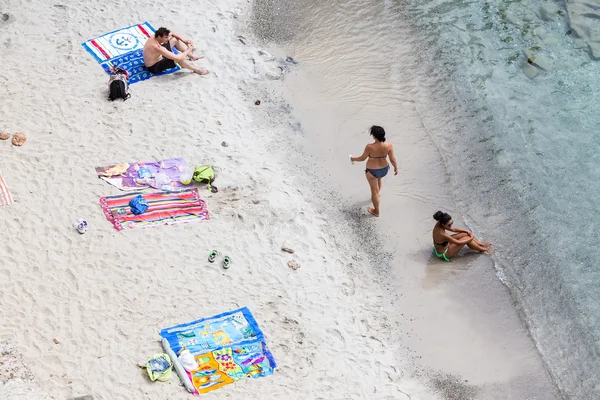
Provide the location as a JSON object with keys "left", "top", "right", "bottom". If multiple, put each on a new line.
{"left": 421, "top": 249, "right": 488, "bottom": 290}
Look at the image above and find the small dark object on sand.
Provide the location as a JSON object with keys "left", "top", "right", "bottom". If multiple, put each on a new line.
{"left": 285, "top": 56, "right": 297, "bottom": 64}
{"left": 255, "top": 100, "right": 261, "bottom": 105}
{"left": 2, "top": 13, "right": 9, "bottom": 22}
{"left": 238, "top": 35, "right": 246, "bottom": 45}
{"left": 221, "top": 141, "right": 228, "bottom": 147}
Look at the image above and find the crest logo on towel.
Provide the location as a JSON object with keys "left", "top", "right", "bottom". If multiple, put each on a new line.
{"left": 109, "top": 33, "right": 139, "bottom": 51}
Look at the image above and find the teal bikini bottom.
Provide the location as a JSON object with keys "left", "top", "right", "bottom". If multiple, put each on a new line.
{"left": 434, "top": 247, "right": 450, "bottom": 262}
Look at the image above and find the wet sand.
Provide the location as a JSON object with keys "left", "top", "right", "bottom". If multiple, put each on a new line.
{"left": 270, "top": 46, "right": 559, "bottom": 398}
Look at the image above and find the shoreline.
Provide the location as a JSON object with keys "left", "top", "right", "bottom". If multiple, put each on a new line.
{"left": 275, "top": 66, "right": 560, "bottom": 399}
{"left": 259, "top": 12, "right": 561, "bottom": 399}
{"left": 401, "top": 0, "right": 600, "bottom": 396}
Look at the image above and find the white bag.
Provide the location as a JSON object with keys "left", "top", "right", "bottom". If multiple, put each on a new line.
{"left": 178, "top": 349, "right": 198, "bottom": 372}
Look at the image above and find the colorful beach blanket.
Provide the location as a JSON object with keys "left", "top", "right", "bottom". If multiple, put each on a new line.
{"left": 82, "top": 22, "right": 180, "bottom": 84}
{"left": 96, "top": 158, "right": 189, "bottom": 191}
{"left": 0, "top": 171, "right": 14, "bottom": 206}
{"left": 160, "top": 307, "right": 276, "bottom": 395}
{"left": 99, "top": 188, "right": 209, "bottom": 231}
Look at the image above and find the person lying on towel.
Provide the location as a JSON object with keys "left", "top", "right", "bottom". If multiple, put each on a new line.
{"left": 143, "top": 27, "right": 209, "bottom": 75}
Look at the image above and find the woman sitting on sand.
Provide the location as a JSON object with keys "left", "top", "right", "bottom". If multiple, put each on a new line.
{"left": 350, "top": 126, "right": 398, "bottom": 217}
{"left": 432, "top": 211, "right": 492, "bottom": 261}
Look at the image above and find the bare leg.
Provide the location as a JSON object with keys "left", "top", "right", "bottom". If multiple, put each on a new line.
{"left": 446, "top": 242, "right": 467, "bottom": 258}
{"left": 451, "top": 232, "right": 469, "bottom": 240}
{"left": 445, "top": 234, "right": 492, "bottom": 258}
{"left": 377, "top": 178, "right": 383, "bottom": 195}
{"left": 467, "top": 238, "right": 493, "bottom": 254}
{"left": 366, "top": 173, "right": 380, "bottom": 217}
{"left": 187, "top": 53, "right": 204, "bottom": 61}
{"left": 171, "top": 37, "right": 204, "bottom": 61}
{"left": 178, "top": 58, "right": 210, "bottom": 75}
{"left": 453, "top": 232, "right": 492, "bottom": 249}
{"left": 475, "top": 238, "right": 492, "bottom": 248}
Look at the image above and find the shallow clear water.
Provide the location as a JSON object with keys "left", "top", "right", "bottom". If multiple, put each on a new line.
{"left": 403, "top": 1, "right": 600, "bottom": 397}
{"left": 252, "top": 0, "right": 600, "bottom": 397}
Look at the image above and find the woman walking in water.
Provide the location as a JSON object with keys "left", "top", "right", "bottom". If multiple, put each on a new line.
{"left": 350, "top": 125, "right": 398, "bottom": 217}
{"left": 432, "top": 211, "right": 492, "bottom": 261}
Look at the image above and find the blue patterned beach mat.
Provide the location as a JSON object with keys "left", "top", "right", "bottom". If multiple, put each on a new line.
{"left": 82, "top": 22, "right": 180, "bottom": 84}
{"left": 160, "top": 307, "right": 276, "bottom": 395}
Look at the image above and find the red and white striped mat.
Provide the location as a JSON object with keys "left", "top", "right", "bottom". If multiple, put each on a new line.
{"left": 0, "top": 171, "right": 14, "bottom": 206}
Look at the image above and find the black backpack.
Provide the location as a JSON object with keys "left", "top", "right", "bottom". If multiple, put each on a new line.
{"left": 108, "top": 67, "right": 131, "bottom": 101}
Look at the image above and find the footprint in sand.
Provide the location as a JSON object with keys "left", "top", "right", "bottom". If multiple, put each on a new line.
{"left": 295, "top": 331, "right": 305, "bottom": 345}
{"left": 327, "top": 328, "right": 346, "bottom": 346}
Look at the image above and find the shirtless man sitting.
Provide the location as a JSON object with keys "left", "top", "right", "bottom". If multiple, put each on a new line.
{"left": 143, "top": 27, "right": 209, "bottom": 75}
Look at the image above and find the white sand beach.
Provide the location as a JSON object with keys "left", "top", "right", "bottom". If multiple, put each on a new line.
{"left": 1, "top": 0, "right": 559, "bottom": 399}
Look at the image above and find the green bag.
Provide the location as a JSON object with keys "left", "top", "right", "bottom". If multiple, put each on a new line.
{"left": 145, "top": 353, "right": 173, "bottom": 382}
{"left": 193, "top": 166, "right": 217, "bottom": 192}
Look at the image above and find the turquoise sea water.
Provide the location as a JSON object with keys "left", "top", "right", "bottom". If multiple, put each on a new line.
{"left": 405, "top": 1, "right": 600, "bottom": 398}
{"left": 252, "top": 0, "right": 599, "bottom": 397}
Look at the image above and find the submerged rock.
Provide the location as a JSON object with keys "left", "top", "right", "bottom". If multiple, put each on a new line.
{"left": 573, "top": 38, "right": 587, "bottom": 50}
{"left": 522, "top": 13, "right": 536, "bottom": 22}
{"left": 505, "top": 12, "right": 521, "bottom": 27}
{"left": 565, "top": 0, "right": 600, "bottom": 59}
{"left": 532, "top": 26, "right": 546, "bottom": 40}
{"left": 541, "top": 34, "right": 559, "bottom": 46}
{"left": 523, "top": 62, "right": 540, "bottom": 79}
{"left": 538, "top": 2, "right": 562, "bottom": 21}
{"left": 523, "top": 48, "right": 550, "bottom": 70}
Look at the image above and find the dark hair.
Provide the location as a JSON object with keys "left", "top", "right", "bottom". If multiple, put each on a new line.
{"left": 433, "top": 211, "right": 452, "bottom": 225}
{"left": 370, "top": 125, "right": 386, "bottom": 142}
{"left": 155, "top": 27, "right": 171, "bottom": 38}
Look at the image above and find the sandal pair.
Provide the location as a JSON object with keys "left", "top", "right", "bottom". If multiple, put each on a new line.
{"left": 208, "top": 250, "right": 232, "bottom": 269}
